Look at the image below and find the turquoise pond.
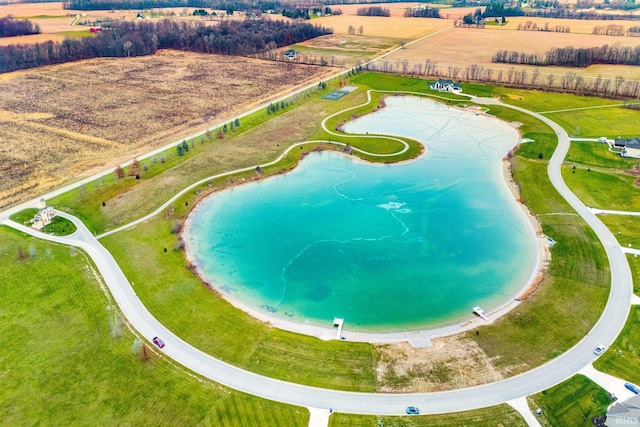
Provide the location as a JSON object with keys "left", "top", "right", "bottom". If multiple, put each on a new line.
{"left": 185, "top": 96, "right": 538, "bottom": 332}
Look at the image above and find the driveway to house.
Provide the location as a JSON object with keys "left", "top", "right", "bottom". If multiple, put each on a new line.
{"left": 0, "top": 96, "right": 633, "bottom": 416}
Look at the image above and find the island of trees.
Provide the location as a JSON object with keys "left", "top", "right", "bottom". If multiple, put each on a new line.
{"left": 0, "top": 16, "right": 40, "bottom": 38}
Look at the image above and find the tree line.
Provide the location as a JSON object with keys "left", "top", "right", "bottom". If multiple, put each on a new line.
{"left": 403, "top": 7, "right": 440, "bottom": 18}
{"left": 0, "top": 16, "right": 40, "bottom": 38}
{"left": 523, "top": 9, "right": 640, "bottom": 21}
{"left": 365, "top": 58, "right": 640, "bottom": 98}
{"left": 493, "top": 44, "right": 640, "bottom": 68}
{"left": 592, "top": 24, "right": 640, "bottom": 37}
{"left": 517, "top": 21, "right": 569, "bottom": 33}
{"left": 356, "top": 7, "right": 390, "bottom": 17}
{"left": 0, "top": 18, "right": 331, "bottom": 74}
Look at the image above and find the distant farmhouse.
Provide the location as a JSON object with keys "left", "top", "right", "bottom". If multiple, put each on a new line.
{"left": 614, "top": 138, "right": 640, "bottom": 159}
{"left": 430, "top": 78, "right": 462, "bottom": 93}
{"left": 284, "top": 49, "right": 298, "bottom": 61}
{"left": 606, "top": 393, "right": 640, "bottom": 426}
{"left": 31, "top": 198, "right": 56, "bottom": 230}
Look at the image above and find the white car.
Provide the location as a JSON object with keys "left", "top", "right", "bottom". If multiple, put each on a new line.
{"left": 594, "top": 345, "right": 606, "bottom": 356}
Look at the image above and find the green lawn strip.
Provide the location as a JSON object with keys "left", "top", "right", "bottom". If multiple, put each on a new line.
{"left": 629, "top": 254, "right": 640, "bottom": 296}
{"left": 329, "top": 404, "right": 526, "bottom": 426}
{"left": 527, "top": 374, "right": 611, "bottom": 427}
{"left": 561, "top": 167, "right": 640, "bottom": 211}
{"left": 99, "top": 217, "right": 378, "bottom": 391}
{"left": 0, "top": 226, "right": 307, "bottom": 426}
{"left": 594, "top": 306, "right": 640, "bottom": 383}
{"left": 544, "top": 107, "right": 640, "bottom": 139}
{"left": 9, "top": 208, "right": 38, "bottom": 225}
{"left": 599, "top": 214, "right": 640, "bottom": 250}
{"left": 493, "top": 87, "right": 628, "bottom": 112}
{"left": 565, "top": 140, "right": 639, "bottom": 169}
{"left": 466, "top": 157, "right": 609, "bottom": 371}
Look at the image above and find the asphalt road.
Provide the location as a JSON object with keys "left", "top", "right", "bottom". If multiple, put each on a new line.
{"left": 1, "top": 96, "right": 633, "bottom": 416}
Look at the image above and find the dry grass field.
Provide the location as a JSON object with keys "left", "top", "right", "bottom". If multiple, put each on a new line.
{"left": 385, "top": 26, "right": 640, "bottom": 79}
{"left": 0, "top": 50, "right": 331, "bottom": 208}
{"left": 496, "top": 16, "right": 640, "bottom": 34}
{"left": 315, "top": 14, "right": 452, "bottom": 39}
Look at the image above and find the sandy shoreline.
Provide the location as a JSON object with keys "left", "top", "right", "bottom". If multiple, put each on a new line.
{"left": 182, "top": 98, "right": 551, "bottom": 349}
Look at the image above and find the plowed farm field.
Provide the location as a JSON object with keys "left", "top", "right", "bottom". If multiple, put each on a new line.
{"left": 0, "top": 50, "right": 330, "bottom": 208}
{"left": 385, "top": 26, "right": 640, "bottom": 79}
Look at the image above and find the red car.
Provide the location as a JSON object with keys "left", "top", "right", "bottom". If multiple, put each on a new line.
{"left": 153, "top": 336, "right": 165, "bottom": 348}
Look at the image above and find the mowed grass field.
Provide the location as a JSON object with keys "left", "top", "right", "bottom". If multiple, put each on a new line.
{"left": 528, "top": 375, "right": 611, "bottom": 427}
{"left": 0, "top": 226, "right": 308, "bottom": 426}
{"left": 329, "top": 404, "right": 526, "bottom": 426}
{"left": 0, "top": 51, "right": 331, "bottom": 209}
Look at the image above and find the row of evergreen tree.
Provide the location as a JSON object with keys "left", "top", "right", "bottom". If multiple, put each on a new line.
{"left": 0, "top": 16, "right": 40, "bottom": 38}
{"left": 492, "top": 44, "right": 640, "bottom": 68}
{"left": 0, "top": 19, "right": 331, "bottom": 74}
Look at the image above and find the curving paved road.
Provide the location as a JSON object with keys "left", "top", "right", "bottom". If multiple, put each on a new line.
{"left": 1, "top": 95, "right": 633, "bottom": 417}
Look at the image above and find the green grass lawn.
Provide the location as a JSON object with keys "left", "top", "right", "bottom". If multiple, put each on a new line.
{"left": 562, "top": 167, "right": 640, "bottom": 211}
{"left": 528, "top": 375, "right": 611, "bottom": 427}
{"left": 545, "top": 107, "right": 640, "bottom": 139}
{"left": 599, "top": 214, "right": 640, "bottom": 250}
{"left": 329, "top": 404, "right": 526, "bottom": 426}
{"left": 629, "top": 254, "right": 640, "bottom": 296}
{"left": 0, "top": 226, "right": 308, "bottom": 426}
{"left": 464, "top": 84, "right": 640, "bottom": 138}
{"left": 565, "top": 141, "right": 640, "bottom": 170}
{"left": 594, "top": 305, "right": 640, "bottom": 384}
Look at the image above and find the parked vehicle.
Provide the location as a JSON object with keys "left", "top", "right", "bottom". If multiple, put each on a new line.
{"left": 153, "top": 336, "right": 165, "bottom": 348}
{"left": 405, "top": 406, "right": 420, "bottom": 415}
{"left": 625, "top": 382, "right": 640, "bottom": 394}
{"left": 594, "top": 345, "right": 606, "bottom": 356}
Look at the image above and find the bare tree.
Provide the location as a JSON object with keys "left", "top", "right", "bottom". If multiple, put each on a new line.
{"left": 614, "top": 75, "right": 625, "bottom": 96}
{"left": 358, "top": 25, "right": 364, "bottom": 36}
{"left": 531, "top": 68, "right": 540, "bottom": 86}
{"left": 123, "top": 40, "right": 132, "bottom": 57}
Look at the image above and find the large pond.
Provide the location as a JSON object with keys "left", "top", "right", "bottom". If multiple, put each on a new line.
{"left": 184, "top": 96, "right": 538, "bottom": 332}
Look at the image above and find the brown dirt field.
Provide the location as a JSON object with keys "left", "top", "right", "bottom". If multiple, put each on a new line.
{"left": 385, "top": 26, "right": 640, "bottom": 79}
{"left": 0, "top": 50, "right": 332, "bottom": 208}
{"left": 376, "top": 337, "right": 505, "bottom": 392}
{"left": 315, "top": 15, "right": 452, "bottom": 39}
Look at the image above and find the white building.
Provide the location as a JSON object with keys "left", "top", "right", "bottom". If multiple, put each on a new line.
{"left": 31, "top": 198, "right": 56, "bottom": 230}
{"left": 606, "top": 394, "right": 640, "bottom": 426}
{"left": 429, "top": 78, "right": 462, "bottom": 93}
